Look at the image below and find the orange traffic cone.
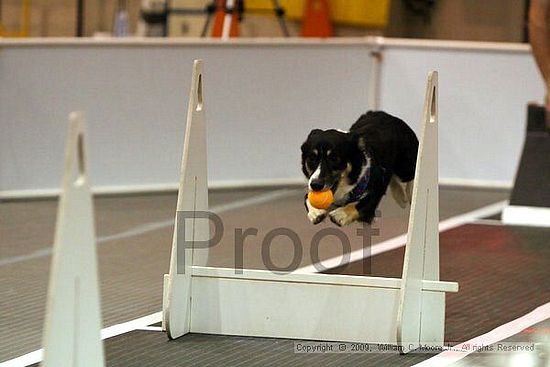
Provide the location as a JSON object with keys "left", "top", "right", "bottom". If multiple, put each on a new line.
{"left": 301, "top": 0, "right": 333, "bottom": 37}
{"left": 211, "top": 0, "right": 240, "bottom": 38}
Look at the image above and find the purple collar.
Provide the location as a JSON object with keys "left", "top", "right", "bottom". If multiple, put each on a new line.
{"left": 345, "top": 165, "right": 372, "bottom": 204}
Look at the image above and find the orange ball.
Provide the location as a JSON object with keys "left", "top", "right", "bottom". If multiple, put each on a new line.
{"left": 308, "top": 190, "right": 334, "bottom": 210}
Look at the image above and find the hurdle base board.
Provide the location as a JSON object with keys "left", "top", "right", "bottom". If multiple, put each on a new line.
{"left": 164, "top": 267, "right": 457, "bottom": 347}
{"left": 502, "top": 205, "right": 550, "bottom": 227}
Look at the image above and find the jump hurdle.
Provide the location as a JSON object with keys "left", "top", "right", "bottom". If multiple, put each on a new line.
{"left": 41, "top": 113, "right": 105, "bottom": 367}
{"left": 162, "top": 60, "right": 458, "bottom": 353}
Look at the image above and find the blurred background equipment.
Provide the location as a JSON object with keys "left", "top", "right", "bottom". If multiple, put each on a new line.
{"left": 165, "top": 0, "right": 204, "bottom": 37}
{"left": 164, "top": 0, "right": 289, "bottom": 37}
{"left": 0, "top": 0, "right": 30, "bottom": 37}
{"left": 401, "top": 0, "right": 435, "bottom": 22}
{"left": 165, "top": 0, "right": 390, "bottom": 37}
{"left": 137, "top": 0, "right": 167, "bottom": 36}
{"left": 281, "top": 0, "right": 391, "bottom": 28}
{"left": 76, "top": 0, "right": 84, "bottom": 36}
{"left": 113, "top": 0, "right": 129, "bottom": 36}
{"left": 301, "top": 0, "right": 333, "bottom": 37}
{"left": 0, "top": 0, "right": 531, "bottom": 40}
{"left": 209, "top": 0, "right": 240, "bottom": 38}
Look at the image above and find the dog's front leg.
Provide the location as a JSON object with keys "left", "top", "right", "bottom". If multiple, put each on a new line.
{"left": 329, "top": 202, "right": 360, "bottom": 226}
{"left": 304, "top": 195, "right": 327, "bottom": 224}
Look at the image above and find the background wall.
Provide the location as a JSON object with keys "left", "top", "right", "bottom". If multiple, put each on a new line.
{"left": 0, "top": 0, "right": 528, "bottom": 41}
{"left": 379, "top": 43, "right": 543, "bottom": 186}
{"left": 0, "top": 41, "right": 371, "bottom": 195}
{"left": 0, "top": 39, "right": 545, "bottom": 197}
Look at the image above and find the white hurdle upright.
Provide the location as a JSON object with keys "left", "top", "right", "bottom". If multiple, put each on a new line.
{"left": 162, "top": 61, "right": 458, "bottom": 354}
{"left": 41, "top": 113, "right": 105, "bottom": 367}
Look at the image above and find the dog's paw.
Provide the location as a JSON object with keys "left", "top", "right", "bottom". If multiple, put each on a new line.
{"left": 308, "top": 208, "right": 327, "bottom": 224}
{"left": 329, "top": 205, "right": 358, "bottom": 226}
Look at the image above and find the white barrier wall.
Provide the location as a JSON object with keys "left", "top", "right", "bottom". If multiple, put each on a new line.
{"left": 0, "top": 40, "right": 371, "bottom": 197}
{"left": 378, "top": 39, "right": 545, "bottom": 187}
{"left": 0, "top": 38, "right": 545, "bottom": 197}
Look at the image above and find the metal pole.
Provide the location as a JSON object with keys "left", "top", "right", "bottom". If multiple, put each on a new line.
{"left": 221, "top": 0, "right": 235, "bottom": 40}
{"left": 368, "top": 40, "right": 383, "bottom": 111}
{"left": 76, "top": 0, "right": 84, "bottom": 36}
{"left": 524, "top": 0, "right": 531, "bottom": 42}
{"left": 271, "top": 0, "right": 289, "bottom": 37}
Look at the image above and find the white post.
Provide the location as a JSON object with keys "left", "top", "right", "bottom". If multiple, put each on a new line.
{"left": 163, "top": 60, "right": 209, "bottom": 338}
{"left": 367, "top": 38, "right": 383, "bottom": 111}
{"left": 221, "top": 0, "right": 235, "bottom": 40}
{"left": 397, "top": 71, "right": 440, "bottom": 353}
{"left": 41, "top": 112, "right": 105, "bottom": 367}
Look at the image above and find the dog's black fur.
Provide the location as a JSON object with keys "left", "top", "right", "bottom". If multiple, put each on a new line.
{"left": 300, "top": 111, "right": 419, "bottom": 225}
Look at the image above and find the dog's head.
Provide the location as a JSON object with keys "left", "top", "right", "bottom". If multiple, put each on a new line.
{"left": 301, "top": 129, "right": 362, "bottom": 191}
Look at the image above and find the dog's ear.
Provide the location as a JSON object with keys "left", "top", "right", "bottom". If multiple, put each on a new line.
{"left": 307, "top": 129, "right": 323, "bottom": 139}
{"left": 346, "top": 134, "right": 367, "bottom": 183}
{"left": 300, "top": 140, "right": 312, "bottom": 177}
{"left": 301, "top": 129, "right": 322, "bottom": 154}
{"left": 300, "top": 141, "right": 309, "bottom": 154}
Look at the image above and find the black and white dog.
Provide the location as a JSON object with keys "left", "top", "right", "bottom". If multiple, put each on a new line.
{"left": 300, "top": 111, "right": 419, "bottom": 226}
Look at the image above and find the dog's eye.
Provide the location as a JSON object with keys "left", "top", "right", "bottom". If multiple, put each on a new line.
{"left": 307, "top": 156, "right": 318, "bottom": 166}
{"left": 328, "top": 155, "right": 340, "bottom": 164}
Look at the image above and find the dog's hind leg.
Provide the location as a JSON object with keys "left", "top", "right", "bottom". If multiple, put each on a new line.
{"left": 390, "top": 175, "right": 408, "bottom": 209}
{"left": 405, "top": 180, "right": 414, "bottom": 204}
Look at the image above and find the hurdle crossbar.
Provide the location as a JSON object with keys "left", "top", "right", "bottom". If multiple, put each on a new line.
{"left": 162, "top": 60, "right": 458, "bottom": 354}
